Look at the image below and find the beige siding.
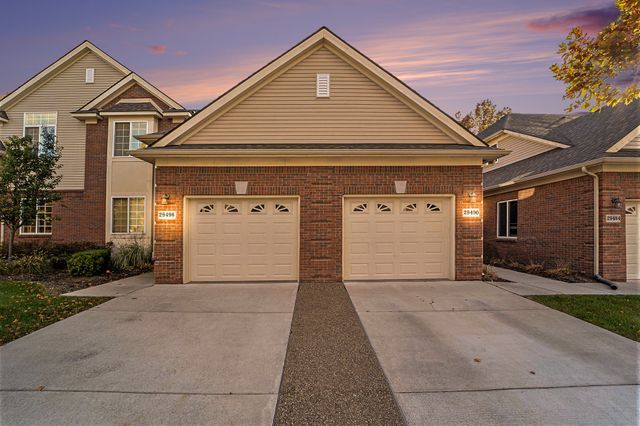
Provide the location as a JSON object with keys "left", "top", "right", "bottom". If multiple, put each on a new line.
{"left": 0, "top": 52, "right": 126, "bottom": 189}
{"left": 186, "top": 47, "right": 454, "bottom": 145}
{"left": 624, "top": 134, "right": 640, "bottom": 149}
{"left": 484, "top": 135, "right": 556, "bottom": 171}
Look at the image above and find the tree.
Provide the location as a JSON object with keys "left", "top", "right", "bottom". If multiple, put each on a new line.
{"left": 551, "top": 0, "right": 640, "bottom": 112}
{"left": 455, "top": 99, "right": 512, "bottom": 134}
{"left": 0, "top": 131, "right": 62, "bottom": 259}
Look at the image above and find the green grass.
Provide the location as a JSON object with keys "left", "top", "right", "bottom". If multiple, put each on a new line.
{"left": 527, "top": 295, "right": 640, "bottom": 342}
{"left": 0, "top": 281, "right": 110, "bottom": 345}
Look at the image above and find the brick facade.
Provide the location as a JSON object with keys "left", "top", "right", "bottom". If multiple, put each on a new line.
{"left": 484, "top": 171, "right": 640, "bottom": 281}
{"left": 8, "top": 84, "right": 177, "bottom": 246}
{"left": 153, "top": 165, "right": 484, "bottom": 284}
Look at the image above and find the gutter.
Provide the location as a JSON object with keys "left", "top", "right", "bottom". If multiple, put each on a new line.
{"left": 581, "top": 166, "right": 617, "bottom": 290}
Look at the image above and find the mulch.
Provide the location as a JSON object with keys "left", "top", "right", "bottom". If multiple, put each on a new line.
{"left": 274, "top": 282, "right": 405, "bottom": 425}
{"left": 0, "top": 269, "right": 149, "bottom": 296}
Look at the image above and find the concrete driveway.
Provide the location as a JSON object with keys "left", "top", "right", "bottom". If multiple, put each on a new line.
{"left": 0, "top": 283, "right": 297, "bottom": 425}
{"left": 346, "top": 281, "right": 640, "bottom": 425}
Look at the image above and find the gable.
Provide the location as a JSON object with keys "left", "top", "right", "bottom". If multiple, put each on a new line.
{"left": 183, "top": 47, "right": 454, "bottom": 145}
{"left": 625, "top": 133, "right": 640, "bottom": 149}
{"left": 484, "top": 134, "right": 557, "bottom": 172}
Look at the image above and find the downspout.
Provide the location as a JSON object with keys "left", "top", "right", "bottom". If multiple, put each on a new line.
{"left": 582, "top": 167, "right": 617, "bottom": 290}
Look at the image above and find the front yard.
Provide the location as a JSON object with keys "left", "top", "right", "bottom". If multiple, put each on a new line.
{"left": 528, "top": 295, "right": 640, "bottom": 342}
{"left": 0, "top": 280, "right": 109, "bottom": 345}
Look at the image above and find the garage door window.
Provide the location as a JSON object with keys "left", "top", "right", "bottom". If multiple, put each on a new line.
{"left": 376, "top": 203, "right": 392, "bottom": 213}
{"left": 497, "top": 200, "right": 518, "bottom": 238}
{"left": 402, "top": 203, "right": 417, "bottom": 213}
{"left": 199, "top": 203, "right": 215, "bottom": 214}
{"left": 275, "top": 203, "right": 291, "bottom": 214}
{"left": 426, "top": 203, "right": 441, "bottom": 213}
{"left": 352, "top": 203, "right": 368, "bottom": 213}
{"left": 626, "top": 206, "right": 636, "bottom": 216}
{"left": 224, "top": 204, "right": 240, "bottom": 214}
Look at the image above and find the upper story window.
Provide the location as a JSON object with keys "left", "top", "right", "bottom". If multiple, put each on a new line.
{"left": 114, "top": 121, "right": 148, "bottom": 156}
{"left": 24, "top": 112, "right": 56, "bottom": 153}
{"left": 497, "top": 200, "right": 518, "bottom": 238}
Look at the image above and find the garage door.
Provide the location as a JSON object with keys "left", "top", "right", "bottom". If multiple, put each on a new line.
{"left": 626, "top": 201, "right": 639, "bottom": 280}
{"left": 187, "top": 198, "right": 298, "bottom": 282}
{"left": 343, "top": 197, "right": 453, "bottom": 280}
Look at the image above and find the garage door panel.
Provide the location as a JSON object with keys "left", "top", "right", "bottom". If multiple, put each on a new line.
{"left": 344, "top": 197, "right": 452, "bottom": 280}
{"left": 188, "top": 198, "right": 298, "bottom": 282}
{"left": 627, "top": 202, "right": 639, "bottom": 280}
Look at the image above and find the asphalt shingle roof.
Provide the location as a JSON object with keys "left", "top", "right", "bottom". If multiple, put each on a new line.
{"left": 101, "top": 102, "right": 159, "bottom": 112}
{"left": 484, "top": 101, "right": 640, "bottom": 188}
{"left": 478, "top": 113, "right": 581, "bottom": 142}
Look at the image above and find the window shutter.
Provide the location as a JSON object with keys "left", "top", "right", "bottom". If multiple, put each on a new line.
{"left": 85, "top": 68, "right": 95, "bottom": 83}
{"left": 316, "top": 73, "right": 330, "bottom": 97}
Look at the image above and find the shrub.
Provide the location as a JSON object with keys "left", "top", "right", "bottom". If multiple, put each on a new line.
{"left": 110, "top": 241, "right": 152, "bottom": 271}
{"left": 0, "top": 252, "right": 51, "bottom": 275}
{"left": 0, "top": 241, "right": 101, "bottom": 270}
{"left": 67, "top": 249, "right": 110, "bottom": 277}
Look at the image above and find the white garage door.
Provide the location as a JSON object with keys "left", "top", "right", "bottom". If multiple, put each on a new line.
{"left": 343, "top": 197, "right": 453, "bottom": 280}
{"left": 626, "top": 201, "right": 639, "bottom": 280}
{"left": 187, "top": 198, "right": 298, "bottom": 282}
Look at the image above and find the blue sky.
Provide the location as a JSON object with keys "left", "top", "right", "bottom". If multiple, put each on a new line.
{"left": 0, "top": 0, "right": 617, "bottom": 115}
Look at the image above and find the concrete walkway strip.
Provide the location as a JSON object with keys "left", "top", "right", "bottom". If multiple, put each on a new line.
{"left": 62, "top": 272, "right": 154, "bottom": 297}
{"left": 490, "top": 266, "right": 640, "bottom": 295}
{"left": 274, "top": 282, "right": 405, "bottom": 425}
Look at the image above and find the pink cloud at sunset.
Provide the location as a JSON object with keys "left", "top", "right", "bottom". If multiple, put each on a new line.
{"left": 147, "top": 44, "right": 167, "bottom": 55}
{"left": 528, "top": 5, "right": 619, "bottom": 33}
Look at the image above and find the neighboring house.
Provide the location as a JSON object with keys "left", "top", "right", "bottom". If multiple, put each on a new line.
{"left": 132, "top": 27, "right": 505, "bottom": 284}
{"left": 0, "top": 42, "right": 190, "bottom": 246}
{"left": 481, "top": 103, "right": 640, "bottom": 282}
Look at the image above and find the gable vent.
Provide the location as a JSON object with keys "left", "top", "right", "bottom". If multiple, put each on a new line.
{"left": 85, "top": 68, "right": 95, "bottom": 84}
{"left": 316, "top": 73, "right": 330, "bottom": 97}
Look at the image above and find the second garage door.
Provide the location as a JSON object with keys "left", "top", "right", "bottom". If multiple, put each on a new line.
{"left": 627, "top": 201, "right": 639, "bottom": 280}
{"left": 186, "top": 198, "right": 298, "bottom": 282}
{"left": 343, "top": 197, "right": 454, "bottom": 280}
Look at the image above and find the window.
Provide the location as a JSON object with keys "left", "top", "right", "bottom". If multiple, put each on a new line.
{"left": 114, "top": 122, "right": 148, "bottom": 156}
{"left": 112, "top": 197, "right": 145, "bottom": 233}
{"left": 21, "top": 203, "right": 52, "bottom": 235}
{"left": 85, "top": 68, "right": 95, "bottom": 83}
{"left": 497, "top": 200, "right": 518, "bottom": 238}
{"left": 24, "top": 112, "right": 56, "bottom": 153}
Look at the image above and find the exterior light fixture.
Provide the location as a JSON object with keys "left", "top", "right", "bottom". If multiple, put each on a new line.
{"left": 468, "top": 191, "right": 477, "bottom": 202}
{"left": 161, "top": 193, "right": 170, "bottom": 205}
{"left": 611, "top": 197, "right": 623, "bottom": 208}
{"left": 394, "top": 181, "right": 407, "bottom": 194}
{"left": 235, "top": 181, "right": 248, "bottom": 195}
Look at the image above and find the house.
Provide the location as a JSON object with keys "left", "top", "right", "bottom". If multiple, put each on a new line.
{"left": 481, "top": 103, "right": 640, "bottom": 282}
{"left": 0, "top": 41, "right": 191, "bottom": 246}
{"left": 131, "top": 27, "right": 505, "bottom": 284}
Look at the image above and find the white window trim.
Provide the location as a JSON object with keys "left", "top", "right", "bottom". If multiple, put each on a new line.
{"left": 112, "top": 120, "right": 148, "bottom": 158}
{"left": 23, "top": 112, "right": 57, "bottom": 151}
{"left": 19, "top": 202, "right": 53, "bottom": 236}
{"left": 497, "top": 199, "right": 518, "bottom": 239}
{"left": 111, "top": 196, "right": 146, "bottom": 235}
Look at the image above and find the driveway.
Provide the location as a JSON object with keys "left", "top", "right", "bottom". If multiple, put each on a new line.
{"left": 0, "top": 283, "right": 297, "bottom": 425}
{"left": 346, "top": 281, "right": 640, "bottom": 425}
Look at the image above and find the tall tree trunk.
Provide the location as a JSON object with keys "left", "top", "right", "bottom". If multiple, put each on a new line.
{"left": 8, "top": 227, "right": 16, "bottom": 260}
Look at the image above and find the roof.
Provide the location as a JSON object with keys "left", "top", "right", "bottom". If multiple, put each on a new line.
{"left": 0, "top": 41, "right": 130, "bottom": 110}
{"left": 478, "top": 113, "right": 581, "bottom": 142}
{"left": 101, "top": 102, "right": 159, "bottom": 113}
{"left": 484, "top": 100, "right": 640, "bottom": 188}
{"left": 148, "top": 27, "right": 487, "bottom": 150}
{"left": 144, "top": 143, "right": 498, "bottom": 151}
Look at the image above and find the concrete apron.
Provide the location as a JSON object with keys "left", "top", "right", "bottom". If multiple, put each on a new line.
{"left": 346, "top": 280, "right": 640, "bottom": 426}
{"left": 0, "top": 283, "right": 298, "bottom": 426}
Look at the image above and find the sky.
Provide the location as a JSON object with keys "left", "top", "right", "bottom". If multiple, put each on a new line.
{"left": 0, "top": 0, "right": 619, "bottom": 115}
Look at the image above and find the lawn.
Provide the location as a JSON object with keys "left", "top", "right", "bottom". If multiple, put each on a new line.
{"left": 528, "top": 295, "right": 640, "bottom": 342}
{"left": 0, "top": 280, "right": 110, "bottom": 345}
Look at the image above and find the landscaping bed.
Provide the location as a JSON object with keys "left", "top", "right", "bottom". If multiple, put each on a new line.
{"left": 0, "top": 280, "right": 110, "bottom": 345}
{"left": 489, "top": 258, "right": 593, "bottom": 283}
{"left": 528, "top": 295, "right": 640, "bottom": 342}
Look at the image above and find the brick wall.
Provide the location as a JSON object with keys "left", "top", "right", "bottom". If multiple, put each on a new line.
{"left": 154, "top": 165, "right": 483, "bottom": 284}
{"left": 599, "top": 171, "right": 640, "bottom": 281}
{"left": 484, "top": 171, "right": 640, "bottom": 281}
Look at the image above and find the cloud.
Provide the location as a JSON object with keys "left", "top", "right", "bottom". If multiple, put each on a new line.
{"left": 147, "top": 44, "right": 168, "bottom": 55}
{"left": 527, "top": 5, "right": 618, "bottom": 33}
{"left": 174, "top": 50, "right": 188, "bottom": 57}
